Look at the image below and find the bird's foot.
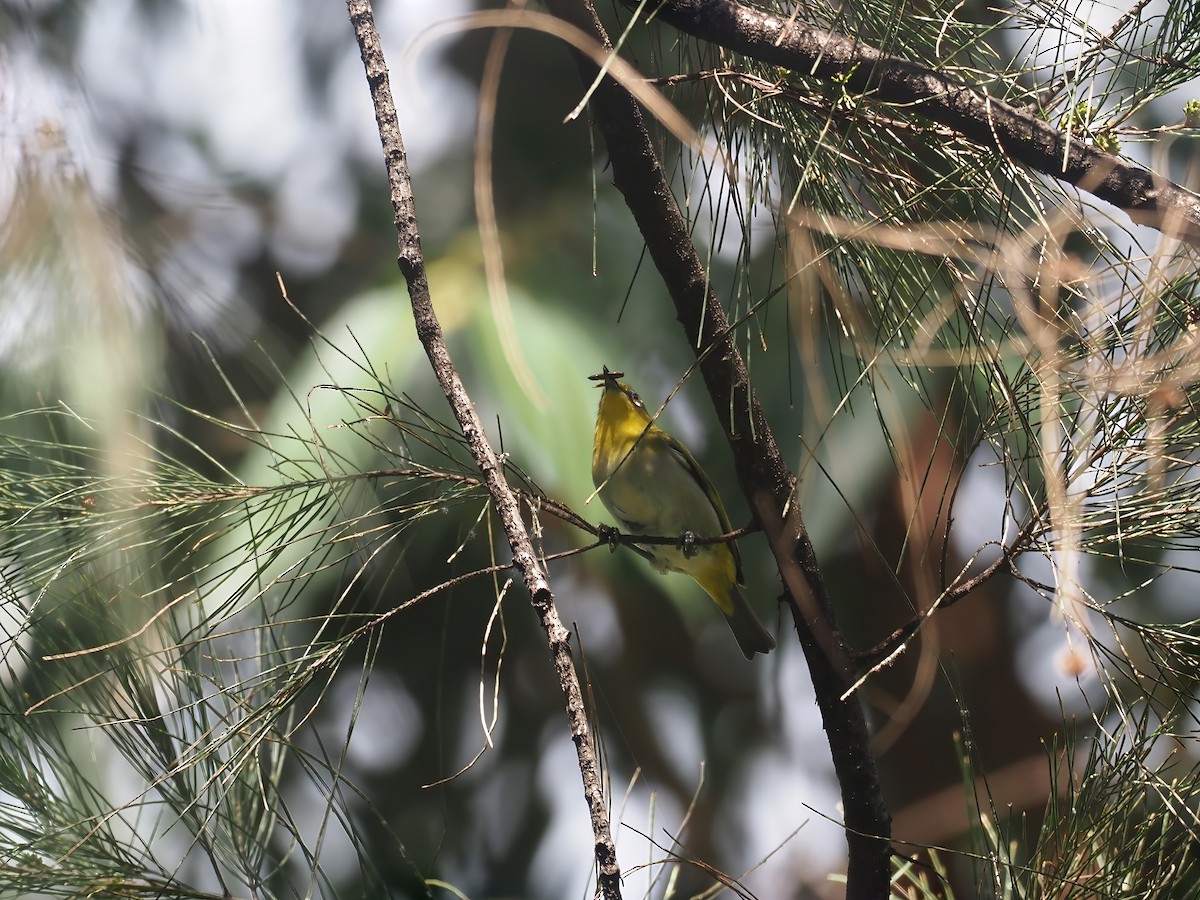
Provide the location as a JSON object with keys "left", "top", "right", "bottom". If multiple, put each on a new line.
{"left": 597, "top": 523, "right": 621, "bottom": 553}
{"left": 678, "top": 530, "right": 699, "bottom": 559}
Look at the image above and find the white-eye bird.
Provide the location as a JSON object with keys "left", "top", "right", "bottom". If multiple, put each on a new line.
{"left": 589, "top": 367, "right": 775, "bottom": 659}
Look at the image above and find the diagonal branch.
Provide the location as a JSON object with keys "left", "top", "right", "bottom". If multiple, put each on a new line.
{"left": 542, "top": 1, "right": 891, "bottom": 895}
{"left": 635, "top": 0, "right": 1200, "bottom": 249}
{"left": 344, "top": 2, "right": 622, "bottom": 897}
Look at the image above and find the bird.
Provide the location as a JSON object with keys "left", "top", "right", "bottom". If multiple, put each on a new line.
{"left": 589, "top": 366, "right": 775, "bottom": 659}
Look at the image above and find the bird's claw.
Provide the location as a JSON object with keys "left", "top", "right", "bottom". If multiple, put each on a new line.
{"left": 678, "top": 530, "right": 699, "bottom": 559}
{"left": 597, "top": 523, "right": 621, "bottom": 553}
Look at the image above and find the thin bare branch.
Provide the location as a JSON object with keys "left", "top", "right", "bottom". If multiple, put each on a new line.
{"left": 344, "top": 2, "right": 622, "bottom": 895}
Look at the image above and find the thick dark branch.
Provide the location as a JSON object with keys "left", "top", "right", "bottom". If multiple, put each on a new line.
{"left": 344, "top": 3, "right": 622, "bottom": 896}
{"left": 543, "top": 1, "right": 891, "bottom": 894}
{"left": 638, "top": 0, "right": 1200, "bottom": 249}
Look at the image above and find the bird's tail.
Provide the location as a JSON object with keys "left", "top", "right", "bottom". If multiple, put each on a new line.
{"left": 725, "top": 584, "right": 776, "bottom": 660}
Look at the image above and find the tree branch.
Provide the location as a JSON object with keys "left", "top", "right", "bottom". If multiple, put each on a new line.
{"left": 344, "top": 3, "right": 622, "bottom": 896}
{"left": 635, "top": 0, "right": 1200, "bottom": 249}
{"left": 542, "top": 1, "right": 891, "bottom": 895}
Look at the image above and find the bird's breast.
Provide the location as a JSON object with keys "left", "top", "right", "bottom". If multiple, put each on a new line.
{"left": 598, "top": 439, "right": 722, "bottom": 546}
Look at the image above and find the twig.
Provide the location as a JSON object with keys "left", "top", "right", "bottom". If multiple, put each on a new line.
{"left": 541, "top": 0, "right": 891, "bottom": 895}
{"left": 598, "top": 522, "right": 759, "bottom": 548}
{"left": 633, "top": 0, "right": 1200, "bottom": 249}
{"left": 856, "top": 498, "right": 1043, "bottom": 669}
{"left": 651, "top": 66, "right": 962, "bottom": 143}
{"left": 344, "top": 2, "right": 622, "bottom": 896}
{"left": 1036, "top": 0, "right": 1157, "bottom": 112}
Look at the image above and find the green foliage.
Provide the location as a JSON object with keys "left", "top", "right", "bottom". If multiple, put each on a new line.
{"left": 4, "top": 0, "right": 1200, "bottom": 896}
{"left": 0, "top": 234, "right": 776, "bottom": 896}
{"left": 1059, "top": 101, "right": 1099, "bottom": 133}
{"left": 1091, "top": 130, "right": 1120, "bottom": 153}
{"left": 929, "top": 703, "right": 1200, "bottom": 898}
{"left": 1057, "top": 103, "right": 1121, "bottom": 152}
{"left": 630, "top": 0, "right": 1200, "bottom": 894}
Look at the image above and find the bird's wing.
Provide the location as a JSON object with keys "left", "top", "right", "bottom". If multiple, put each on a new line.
{"left": 661, "top": 431, "right": 745, "bottom": 585}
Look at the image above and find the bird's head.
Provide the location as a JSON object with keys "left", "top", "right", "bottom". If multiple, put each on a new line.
{"left": 589, "top": 366, "right": 652, "bottom": 439}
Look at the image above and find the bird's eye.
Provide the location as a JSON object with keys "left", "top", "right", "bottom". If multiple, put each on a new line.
{"left": 630, "top": 392, "right": 643, "bottom": 408}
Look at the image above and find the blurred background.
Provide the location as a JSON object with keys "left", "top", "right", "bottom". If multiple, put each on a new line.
{"left": 3, "top": 1, "right": 1199, "bottom": 898}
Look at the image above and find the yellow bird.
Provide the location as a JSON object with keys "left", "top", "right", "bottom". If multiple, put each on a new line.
{"left": 589, "top": 367, "right": 775, "bottom": 659}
